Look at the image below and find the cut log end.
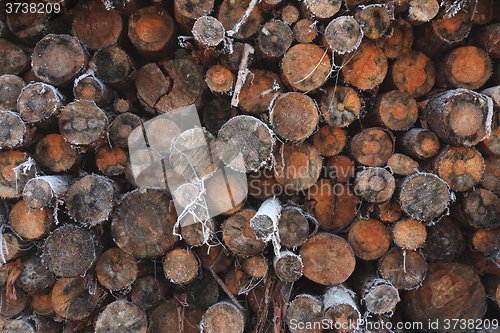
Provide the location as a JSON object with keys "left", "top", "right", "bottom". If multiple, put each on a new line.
{"left": 399, "top": 173, "right": 450, "bottom": 222}
{"left": 348, "top": 219, "right": 391, "bottom": 260}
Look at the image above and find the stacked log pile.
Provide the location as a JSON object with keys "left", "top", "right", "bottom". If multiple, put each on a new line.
{"left": 0, "top": 0, "right": 499, "bottom": 332}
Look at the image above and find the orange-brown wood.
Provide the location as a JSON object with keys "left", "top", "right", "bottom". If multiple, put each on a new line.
{"left": 319, "top": 86, "right": 361, "bottom": 128}
{"left": 281, "top": 43, "right": 331, "bottom": 92}
{"left": 35, "top": 133, "right": 78, "bottom": 172}
{"left": 0, "top": 151, "right": 36, "bottom": 199}
{"left": 72, "top": 0, "right": 123, "bottom": 50}
{"left": 379, "top": 248, "right": 427, "bottom": 290}
{"left": 222, "top": 209, "right": 266, "bottom": 256}
{"left": 387, "top": 153, "right": 419, "bottom": 176}
{"left": 350, "top": 128, "right": 394, "bottom": 167}
{"left": 423, "top": 89, "right": 493, "bottom": 146}
{"left": 294, "top": 18, "right": 317, "bottom": 44}
{"left": 392, "top": 219, "right": 427, "bottom": 249}
{"left": 433, "top": 146, "right": 484, "bottom": 192}
{"left": 205, "top": 65, "right": 233, "bottom": 94}
{"left": 96, "top": 247, "right": 138, "bottom": 291}
{"left": 274, "top": 142, "right": 322, "bottom": 192}
{"left": 306, "top": 179, "right": 357, "bottom": 232}
{"left": 300, "top": 233, "right": 356, "bottom": 285}
{"left": 391, "top": 50, "right": 435, "bottom": 98}
{"left": 365, "top": 90, "right": 418, "bottom": 131}
{"left": 342, "top": 42, "right": 387, "bottom": 90}
{"left": 381, "top": 19, "right": 414, "bottom": 58}
{"left": 399, "top": 128, "right": 440, "bottom": 160}
{"left": 270, "top": 92, "right": 319, "bottom": 141}
{"left": 405, "top": 263, "right": 486, "bottom": 333}
{"left": 437, "top": 46, "right": 492, "bottom": 90}
{"left": 52, "top": 277, "right": 105, "bottom": 321}
{"left": 163, "top": 248, "right": 199, "bottom": 284}
{"left": 312, "top": 125, "right": 347, "bottom": 157}
{"left": 348, "top": 218, "right": 391, "bottom": 260}
{"left": 9, "top": 199, "right": 52, "bottom": 240}
{"left": 129, "top": 6, "right": 176, "bottom": 60}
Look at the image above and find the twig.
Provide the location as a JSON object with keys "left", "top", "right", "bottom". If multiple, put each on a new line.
{"left": 254, "top": 273, "right": 274, "bottom": 333}
{"left": 199, "top": 254, "right": 245, "bottom": 312}
{"left": 227, "top": 0, "right": 259, "bottom": 37}
{"left": 231, "top": 43, "right": 255, "bottom": 107}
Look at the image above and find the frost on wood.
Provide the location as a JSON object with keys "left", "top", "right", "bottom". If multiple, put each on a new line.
{"left": 250, "top": 197, "right": 281, "bottom": 255}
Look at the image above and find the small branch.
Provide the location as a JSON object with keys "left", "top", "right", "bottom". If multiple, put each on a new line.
{"left": 199, "top": 254, "right": 245, "bottom": 312}
{"left": 227, "top": 0, "right": 259, "bottom": 37}
{"left": 231, "top": 43, "right": 255, "bottom": 107}
{"left": 254, "top": 273, "right": 274, "bottom": 333}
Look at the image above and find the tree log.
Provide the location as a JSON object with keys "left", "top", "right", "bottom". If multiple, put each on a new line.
{"left": 274, "top": 142, "right": 322, "bottom": 192}
{"left": 437, "top": 46, "right": 492, "bottom": 90}
{"left": 201, "top": 301, "right": 245, "bottom": 333}
{"left": 350, "top": 128, "right": 394, "bottom": 167}
{"left": 18, "top": 82, "right": 64, "bottom": 127}
{"left": 306, "top": 179, "right": 357, "bottom": 232}
{"left": 222, "top": 209, "right": 266, "bottom": 257}
{"left": 72, "top": 0, "right": 123, "bottom": 50}
{"left": 405, "top": 262, "right": 487, "bottom": 333}
{"left": 392, "top": 219, "right": 427, "bottom": 249}
{"left": 51, "top": 276, "right": 105, "bottom": 321}
{"left": 323, "top": 16, "right": 362, "bottom": 54}
{"left": 294, "top": 18, "right": 317, "bottom": 44}
{"left": 9, "top": 199, "right": 52, "bottom": 240}
{"left": 381, "top": 19, "right": 413, "bottom": 58}
{"left": 300, "top": 233, "right": 356, "bottom": 285}
{"left": 131, "top": 276, "right": 167, "bottom": 310}
{"left": 66, "top": 175, "right": 116, "bottom": 226}
{"left": 32, "top": 34, "right": 88, "bottom": 87}
{"left": 95, "top": 300, "right": 147, "bottom": 333}
{"left": 257, "top": 20, "right": 293, "bottom": 60}
{"left": 129, "top": 6, "right": 176, "bottom": 60}
{"left": 399, "top": 128, "right": 440, "bottom": 160}
{"left": 35, "top": 133, "right": 78, "bottom": 172}
{"left": 95, "top": 247, "right": 138, "bottom": 291}
{"left": 0, "top": 39, "right": 28, "bottom": 76}
{"left": 421, "top": 216, "right": 465, "bottom": 262}
{"left": 42, "top": 224, "right": 100, "bottom": 277}
{"left": 399, "top": 173, "right": 450, "bottom": 222}
{"left": 58, "top": 100, "right": 108, "bottom": 146}
{"left": 0, "top": 74, "right": 25, "bottom": 111}
{"left": 341, "top": 42, "right": 387, "bottom": 90}
{"left": 270, "top": 92, "right": 319, "bottom": 141}
{"left": 0, "top": 151, "right": 36, "bottom": 199}
{"left": 348, "top": 218, "right": 391, "bottom": 260}
{"left": 433, "top": 146, "right": 484, "bottom": 192}
{"left": 111, "top": 188, "right": 178, "bottom": 259}
{"left": 379, "top": 248, "right": 427, "bottom": 290}
{"left": 390, "top": 50, "right": 435, "bottom": 98}
{"left": 281, "top": 43, "right": 331, "bottom": 92}
{"left": 364, "top": 90, "right": 418, "bottom": 131}
{"left": 354, "top": 167, "right": 395, "bottom": 203}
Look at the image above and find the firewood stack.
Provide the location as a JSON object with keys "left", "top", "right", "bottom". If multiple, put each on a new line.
{"left": 0, "top": 0, "right": 499, "bottom": 331}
